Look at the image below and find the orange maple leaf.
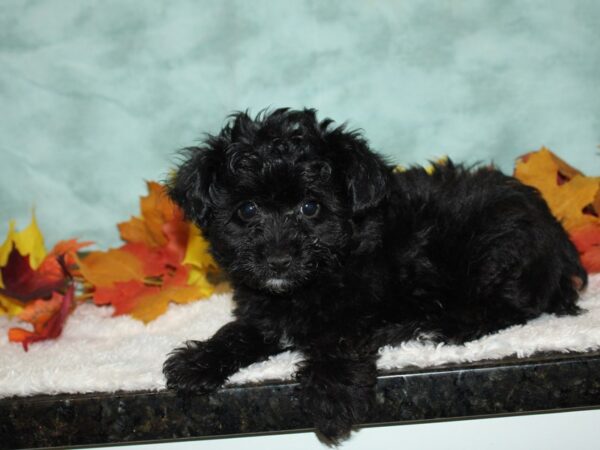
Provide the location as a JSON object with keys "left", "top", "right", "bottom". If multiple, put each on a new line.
{"left": 76, "top": 249, "right": 146, "bottom": 287}
{"left": 162, "top": 217, "right": 190, "bottom": 264}
{"left": 129, "top": 283, "right": 210, "bottom": 323}
{"left": 514, "top": 148, "right": 599, "bottom": 274}
{"left": 129, "top": 265, "right": 214, "bottom": 323}
{"left": 82, "top": 181, "right": 218, "bottom": 322}
{"left": 49, "top": 239, "right": 93, "bottom": 267}
{"left": 118, "top": 181, "right": 183, "bottom": 248}
{"left": 35, "top": 239, "right": 93, "bottom": 286}
{"left": 514, "top": 148, "right": 600, "bottom": 231}
{"left": 18, "top": 294, "right": 63, "bottom": 332}
{"left": 92, "top": 265, "right": 212, "bottom": 322}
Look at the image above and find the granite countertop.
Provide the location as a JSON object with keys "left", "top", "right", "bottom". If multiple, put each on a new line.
{"left": 2, "top": 351, "right": 600, "bottom": 449}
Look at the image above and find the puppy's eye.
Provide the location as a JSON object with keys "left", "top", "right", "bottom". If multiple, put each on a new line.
{"left": 300, "top": 200, "right": 320, "bottom": 217}
{"left": 238, "top": 202, "right": 258, "bottom": 221}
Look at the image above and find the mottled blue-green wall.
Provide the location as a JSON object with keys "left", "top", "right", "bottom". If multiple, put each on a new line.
{"left": 1, "top": 0, "right": 599, "bottom": 247}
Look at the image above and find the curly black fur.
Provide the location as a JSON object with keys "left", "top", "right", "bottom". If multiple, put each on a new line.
{"left": 163, "top": 108, "right": 587, "bottom": 444}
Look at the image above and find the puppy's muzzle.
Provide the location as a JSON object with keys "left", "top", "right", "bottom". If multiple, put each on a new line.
{"left": 267, "top": 253, "right": 292, "bottom": 272}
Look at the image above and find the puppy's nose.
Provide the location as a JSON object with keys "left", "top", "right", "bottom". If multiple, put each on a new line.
{"left": 267, "top": 254, "right": 292, "bottom": 271}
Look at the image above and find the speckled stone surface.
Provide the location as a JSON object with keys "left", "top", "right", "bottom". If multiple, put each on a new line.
{"left": 2, "top": 351, "right": 600, "bottom": 449}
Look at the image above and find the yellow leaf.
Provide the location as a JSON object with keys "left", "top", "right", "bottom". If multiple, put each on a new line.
{"left": 187, "top": 265, "right": 211, "bottom": 287}
{"left": 182, "top": 225, "right": 217, "bottom": 274}
{"left": 12, "top": 213, "right": 47, "bottom": 270}
{"left": 0, "top": 294, "right": 23, "bottom": 316}
{"left": 0, "top": 213, "right": 48, "bottom": 288}
{"left": 424, "top": 156, "right": 449, "bottom": 175}
{"left": 392, "top": 156, "right": 448, "bottom": 175}
{"left": 0, "top": 221, "right": 16, "bottom": 269}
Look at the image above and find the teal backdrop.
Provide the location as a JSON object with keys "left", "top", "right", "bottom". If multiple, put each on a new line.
{"left": 1, "top": 0, "right": 599, "bottom": 248}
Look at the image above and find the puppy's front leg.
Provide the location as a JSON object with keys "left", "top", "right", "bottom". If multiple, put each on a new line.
{"left": 163, "top": 320, "right": 280, "bottom": 393}
{"left": 297, "top": 344, "right": 378, "bottom": 444}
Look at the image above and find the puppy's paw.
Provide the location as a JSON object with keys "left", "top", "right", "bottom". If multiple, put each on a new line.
{"left": 163, "top": 340, "right": 226, "bottom": 394}
{"left": 300, "top": 379, "right": 373, "bottom": 445}
{"left": 297, "top": 357, "right": 376, "bottom": 444}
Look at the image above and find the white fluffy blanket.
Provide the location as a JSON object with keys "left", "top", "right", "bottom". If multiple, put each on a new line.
{"left": 1, "top": 275, "right": 599, "bottom": 399}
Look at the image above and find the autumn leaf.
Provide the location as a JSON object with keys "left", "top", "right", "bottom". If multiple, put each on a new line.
{"left": 2, "top": 180, "right": 220, "bottom": 348}
{"left": 129, "top": 283, "right": 211, "bottom": 323}
{"left": 517, "top": 149, "right": 583, "bottom": 181}
{"left": 93, "top": 279, "right": 159, "bottom": 314}
{"left": 0, "top": 215, "right": 47, "bottom": 289}
{"left": 183, "top": 224, "right": 217, "bottom": 270}
{"left": 76, "top": 249, "right": 145, "bottom": 287}
{"left": 91, "top": 264, "right": 214, "bottom": 322}
{"left": 118, "top": 181, "right": 181, "bottom": 248}
{"left": 18, "top": 294, "right": 63, "bottom": 332}
{"left": 183, "top": 223, "right": 220, "bottom": 286}
{"left": 393, "top": 156, "right": 449, "bottom": 174}
{"left": 570, "top": 224, "right": 600, "bottom": 273}
{"left": 0, "top": 294, "right": 23, "bottom": 316}
{"left": 162, "top": 216, "right": 190, "bottom": 264}
{"left": 514, "top": 148, "right": 600, "bottom": 231}
{"left": 0, "top": 218, "right": 90, "bottom": 304}
{"left": 582, "top": 246, "right": 600, "bottom": 273}
{"left": 514, "top": 148, "right": 599, "bottom": 274}
{"left": 0, "top": 214, "right": 46, "bottom": 273}
{"left": 0, "top": 245, "right": 67, "bottom": 301}
{"left": 82, "top": 181, "right": 219, "bottom": 322}
{"left": 0, "top": 214, "right": 89, "bottom": 349}
{"left": 46, "top": 239, "right": 93, "bottom": 275}
{"left": 8, "top": 284, "right": 75, "bottom": 351}
{"left": 120, "top": 243, "right": 178, "bottom": 277}
{"left": 130, "top": 265, "right": 214, "bottom": 323}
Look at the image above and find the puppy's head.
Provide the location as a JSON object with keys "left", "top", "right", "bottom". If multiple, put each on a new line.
{"left": 169, "top": 108, "right": 390, "bottom": 294}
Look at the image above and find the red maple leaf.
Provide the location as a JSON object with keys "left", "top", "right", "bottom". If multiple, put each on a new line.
{"left": 570, "top": 224, "right": 600, "bottom": 273}
{"left": 0, "top": 245, "right": 67, "bottom": 301}
{"left": 8, "top": 284, "right": 75, "bottom": 351}
{"left": 93, "top": 279, "right": 160, "bottom": 315}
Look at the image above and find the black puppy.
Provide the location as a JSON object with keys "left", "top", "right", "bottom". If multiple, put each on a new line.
{"left": 163, "top": 108, "right": 587, "bottom": 443}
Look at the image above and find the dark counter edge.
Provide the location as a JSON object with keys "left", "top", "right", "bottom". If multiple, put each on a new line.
{"left": 2, "top": 350, "right": 600, "bottom": 449}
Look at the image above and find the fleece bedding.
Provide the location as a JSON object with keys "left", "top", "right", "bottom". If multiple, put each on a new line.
{"left": 1, "top": 274, "right": 599, "bottom": 399}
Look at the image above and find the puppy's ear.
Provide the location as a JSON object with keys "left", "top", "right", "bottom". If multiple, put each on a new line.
{"left": 325, "top": 127, "right": 390, "bottom": 215}
{"left": 168, "top": 144, "right": 222, "bottom": 228}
